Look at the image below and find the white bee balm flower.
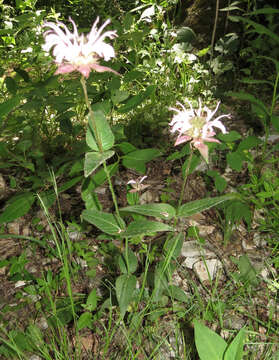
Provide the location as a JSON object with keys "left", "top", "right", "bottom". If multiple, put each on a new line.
{"left": 43, "top": 17, "right": 118, "bottom": 78}
{"left": 169, "top": 99, "right": 230, "bottom": 162}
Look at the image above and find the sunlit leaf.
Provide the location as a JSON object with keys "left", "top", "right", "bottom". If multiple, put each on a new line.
{"left": 84, "top": 150, "right": 114, "bottom": 177}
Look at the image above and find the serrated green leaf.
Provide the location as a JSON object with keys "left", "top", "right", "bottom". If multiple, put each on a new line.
{"left": 194, "top": 320, "right": 227, "bottom": 360}
{"left": 120, "top": 203, "right": 176, "bottom": 220}
{"left": 84, "top": 150, "right": 115, "bottom": 177}
{"left": 86, "top": 110, "right": 114, "bottom": 151}
{"left": 82, "top": 209, "right": 124, "bottom": 235}
{"left": 178, "top": 194, "right": 236, "bottom": 217}
{"left": 116, "top": 274, "right": 137, "bottom": 317}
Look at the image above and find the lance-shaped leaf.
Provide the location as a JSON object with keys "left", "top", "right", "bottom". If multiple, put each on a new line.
{"left": 86, "top": 110, "right": 114, "bottom": 151}
{"left": 82, "top": 209, "right": 124, "bottom": 235}
{"left": 178, "top": 193, "right": 237, "bottom": 217}
{"left": 122, "top": 220, "right": 173, "bottom": 237}
{"left": 84, "top": 150, "right": 115, "bottom": 177}
{"left": 116, "top": 274, "right": 137, "bottom": 318}
{"left": 120, "top": 203, "right": 176, "bottom": 220}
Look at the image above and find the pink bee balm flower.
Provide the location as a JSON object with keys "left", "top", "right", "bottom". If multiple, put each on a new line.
{"left": 42, "top": 17, "right": 118, "bottom": 78}
{"left": 169, "top": 99, "right": 230, "bottom": 162}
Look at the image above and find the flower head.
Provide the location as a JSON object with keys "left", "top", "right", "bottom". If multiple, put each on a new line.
{"left": 127, "top": 176, "right": 149, "bottom": 193}
{"left": 169, "top": 99, "right": 230, "bottom": 162}
{"left": 42, "top": 17, "right": 118, "bottom": 78}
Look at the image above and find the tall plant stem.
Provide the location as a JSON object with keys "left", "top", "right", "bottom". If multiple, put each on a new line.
{"left": 263, "top": 71, "right": 279, "bottom": 154}
{"left": 178, "top": 149, "right": 193, "bottom": 208}
{"left": 80, "top": 76, "right": 103, "bottom": 152}
{"left": 210, "top": 0, "right": 220, "bottom": 64}
{"left": 103, "top": 160, "right": 122, "bottom": 221}
{"left": 80, "top": 76, "right": 121, "bottom": 221}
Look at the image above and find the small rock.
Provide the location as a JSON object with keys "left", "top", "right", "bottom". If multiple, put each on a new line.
{"left": 75, "top": 257, "right": 87, "bottom": 268}
{"left": 15, "top": 280, "right": 27, "bottom": 288}
{"left": 224, "top": 313, "right": 246, "bottom": 330}
{"left": 139, "top": 190, "right": 159, "bottom": 204}
{"left": 181, "top": 241, "right": 215, "bottom": 268}
{"left": 253, "top": 233, "right": 267, "bottom": 248}
{"left": 26, "top": 265, "right": 38, "bottom": 274}
{"left": 22, "top": 225, "right": 31, "bottom": 236}
{"left": 220, "top": 329, "right": 230, "bottom": 340}
{"left": 36, "top": 317, "right": 48, "bottom": 330}
{"left": 25, "top": 294, "right": 41, "bottom": 302}
{"left": 242, "top": 238, "right": 256, "bottom": 251}
{"left": 29, "top": 355, "right": 42, "bottom": 360}
{"left": 0, "top": 266, "right": 7, "bottom": 275}
{"left": 94, "top": 186, "right": 106, "bottom": 195}
{"left": 7, "top": 221, "right": 21, "bottom": 235}
{"left": 193, "top": 259, "right": 223, "bottom": 282}
{"left": 260, "top": 268, "right": 269, "bottom": 281}
{"left": 67, "top": 228, "right": 82, "bottom": 241}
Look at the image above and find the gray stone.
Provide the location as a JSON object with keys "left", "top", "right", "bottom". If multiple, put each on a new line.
{"left": 181, "top": 241, "right": 215, "bottom": 268}
{"left": 193, "top": 259, "right": 223, "bottom": 282}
